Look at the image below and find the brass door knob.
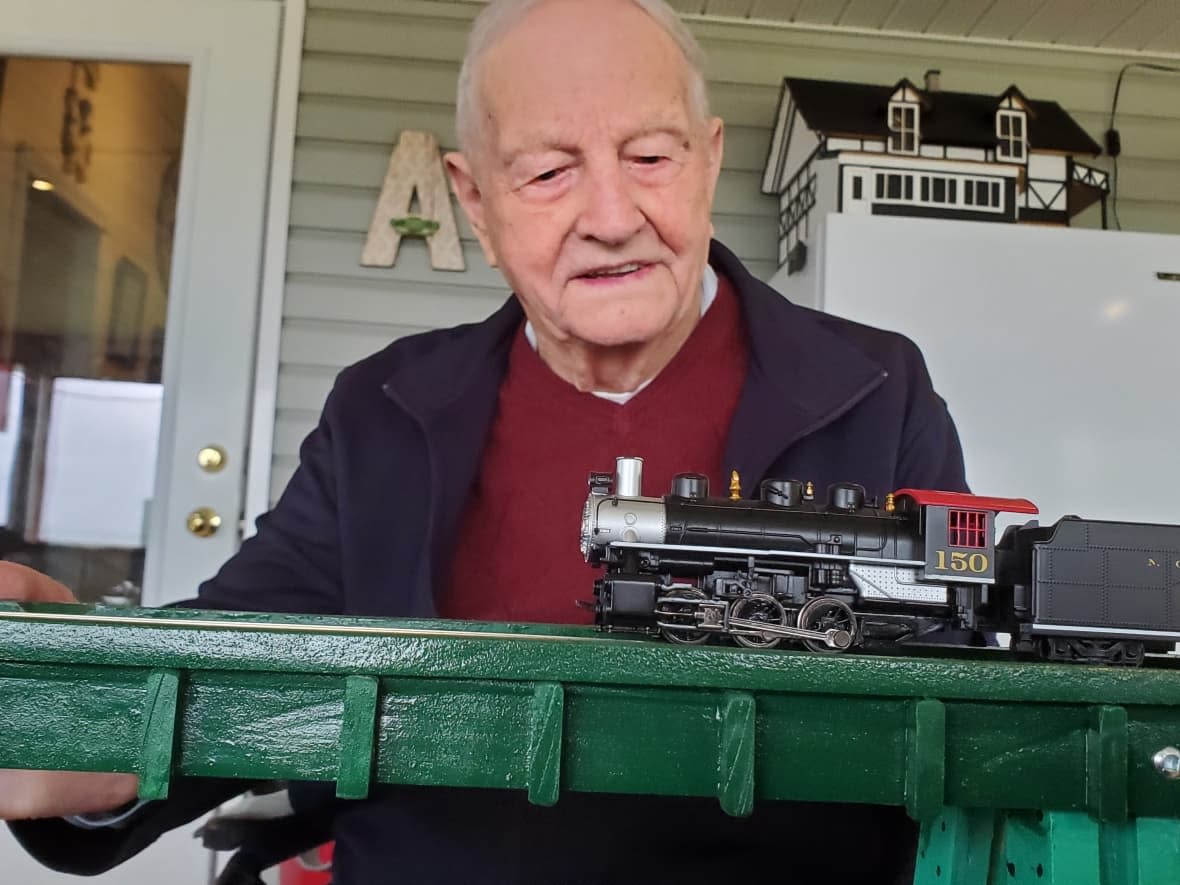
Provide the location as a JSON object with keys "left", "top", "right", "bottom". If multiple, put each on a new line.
{"left": 197, "top": 446, "right": 228, "bottom": 473}
{"left": 186, "top": 507, "right": 222, "bottom": 538}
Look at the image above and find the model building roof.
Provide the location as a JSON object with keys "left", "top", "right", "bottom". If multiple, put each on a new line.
{"left": 783, "top": 77, "right": 1102, "bottom": 155}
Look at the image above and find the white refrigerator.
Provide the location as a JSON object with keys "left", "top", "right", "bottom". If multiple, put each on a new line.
{"left": 772, "top": 213, "right": 1180, "bottom": 533}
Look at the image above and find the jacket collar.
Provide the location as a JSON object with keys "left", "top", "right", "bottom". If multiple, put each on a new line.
{"left": 381, "top": 295, "right": 523, "bottom": 419}
{"left": 709, "top": 241, "right": 887, "bottom": 486}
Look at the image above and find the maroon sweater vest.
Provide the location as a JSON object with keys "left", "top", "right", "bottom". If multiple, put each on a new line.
{"left": 439, "top": 275, "right": 748, "bottom": 625}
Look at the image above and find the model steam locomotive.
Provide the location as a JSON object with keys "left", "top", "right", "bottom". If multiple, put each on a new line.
{"left": 581, "top": 457, "right": 1180, "bottom": 665}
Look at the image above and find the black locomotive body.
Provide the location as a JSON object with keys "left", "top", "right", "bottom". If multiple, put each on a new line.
{"left": 582, "top": 457, "right": 1180, "bottom": 664}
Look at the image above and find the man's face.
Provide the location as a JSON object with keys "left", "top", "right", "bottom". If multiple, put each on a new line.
{"left": 448, "top": 0, "right": 724, "bottom": 361}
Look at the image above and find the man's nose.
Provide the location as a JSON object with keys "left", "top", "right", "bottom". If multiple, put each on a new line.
{"left": 575, "top": 163, "right": 645, "bottom": 244}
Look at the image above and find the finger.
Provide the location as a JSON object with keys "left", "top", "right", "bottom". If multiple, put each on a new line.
{"left": 0, "top": 561, "right": 77, "bottom": 603}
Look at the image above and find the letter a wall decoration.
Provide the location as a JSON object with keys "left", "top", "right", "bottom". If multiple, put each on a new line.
{"left": 361, "top": 130, "right": 465, "bottom": 271}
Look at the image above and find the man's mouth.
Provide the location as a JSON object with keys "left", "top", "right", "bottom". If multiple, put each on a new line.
{"left": 577, "top": 262, "right": 648, "bottom": 280}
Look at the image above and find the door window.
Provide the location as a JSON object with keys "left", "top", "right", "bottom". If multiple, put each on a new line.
{"left": 0, "top": 57, "right": 187, "bottom": 603}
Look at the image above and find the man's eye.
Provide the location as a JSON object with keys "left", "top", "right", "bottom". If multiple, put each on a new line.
{"left": 635, "top": 155, "right": 666, "bottom": 165}
{"left": 533, "top": 168, "right": 563, "bottom": 183}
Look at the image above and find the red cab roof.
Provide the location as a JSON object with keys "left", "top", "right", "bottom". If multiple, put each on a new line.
{"left": 893, "top": 489, "right": 1039, "bottom": 514}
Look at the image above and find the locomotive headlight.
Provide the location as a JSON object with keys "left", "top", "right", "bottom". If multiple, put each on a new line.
{"left": 580, "top": 493, "right": 667, "bottom": 561}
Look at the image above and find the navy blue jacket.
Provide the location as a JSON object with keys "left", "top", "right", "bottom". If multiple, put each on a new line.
{"left": 13, "top": 241, "right": 965, "bottom": 883}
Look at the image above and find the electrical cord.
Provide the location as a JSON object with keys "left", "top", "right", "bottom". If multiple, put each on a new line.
{"left": 1105, "top": 62, "right": 1180, "bottom": 230}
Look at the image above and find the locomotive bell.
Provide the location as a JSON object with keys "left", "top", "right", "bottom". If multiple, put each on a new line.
{"left": 827, "top": 482, "right": 866, "bottom": 512}
{"left": 615, "top": 456, "right": 644, "bottom": 497}
{"left": 761, "top": 478, "right": 803, "bottom": 507}
{"left": 671, "top": 473, "right": 709, "bottom": 499}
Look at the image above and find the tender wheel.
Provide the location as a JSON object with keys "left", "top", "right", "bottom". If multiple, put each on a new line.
{"left": 1037, "top": 636, "right": 1146, "bottom": 666}
{"left": 730, "top": 593, "right": 788, "bottom": 649}
{"left": 797, "top": 596, "right": 857, "bottom": 653}
{"left": 654, "top": 587, "right": 710, "bottom": 645}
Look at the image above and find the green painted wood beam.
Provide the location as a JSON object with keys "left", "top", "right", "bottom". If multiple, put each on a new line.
{"left": 1088, "top": 705, "right": 1130, "bottom": 823}
{"left": 907, "top": 697, "right": 947, "bottom": 822}
{"left": 718, "top": 691, "right": 755, "bottom": 817}
{"left": 137, "top": 668, "right": 181, "bottom": 800}
{"left": 4, "top": 600, "right": 1180, "bottom": 884}
{"left": 526, "top": 682, "right": 563, "bottom": 806}
{"left": 914, "top": 807, "right": 995, "bottom": 884}
{"left": 337, "top": 675, "right": 379, "bottom": 799}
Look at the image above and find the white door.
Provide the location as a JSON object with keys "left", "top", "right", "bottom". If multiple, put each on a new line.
{"left": 0, "top": 0, "right": 282, "bottom": 881}
{"left": 0, "top": 0, "right": 281, "bottom": 606}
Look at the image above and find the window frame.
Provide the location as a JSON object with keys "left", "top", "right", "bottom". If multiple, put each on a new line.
{"left": 888, "top": 101, "right": 920, "bottom": 155}
{"left": 996, "top": 110, "right": 1027, "bottom": 162}
{"left": 948, "top": 509, "right": 988, "bottom": 549}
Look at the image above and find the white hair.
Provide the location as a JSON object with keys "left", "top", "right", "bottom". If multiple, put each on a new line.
{"left": 454, "top": 0, "right": 711, "bottom": 157}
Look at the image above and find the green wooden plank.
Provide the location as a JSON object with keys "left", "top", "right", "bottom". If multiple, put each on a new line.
{"left": 1047, "top": 812, "right": 1102, "bottom": 885}
{"left": 137, "top": 669, "right": 181, "bottom": 800}
{"left": 0, "top": 663, "right": 145, "bottom": 772}
{"left": 1088, "top": 705, "right": 1130, "bottom": 823}
{"left": 3, "top": 603, "right": 1180, "bottom": 832}
{"left": 1099, "top": 820, "right": 1141, "bottom": 884}
{"left": 717, "top": 690, "right": 755, "bottom": 817}
{"left": 337, "top": 675, "right": 379, "bottom": 799}
{"left": 907, "top": 697, "right": 947, "bottom": 822}
{"left": 3, "top": 605, "right": 1180, "bottom": 706}
{"left": 1131, "top": 816, "right": 1180, "bottom": 884}
{"left": 526, "top": 682, "right": 563, "bottom": 807}
{"left": 914, "top": 807, "right": 994, "bottom": 885}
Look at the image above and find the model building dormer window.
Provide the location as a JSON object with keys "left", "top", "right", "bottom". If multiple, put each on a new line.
{"left": 888, "top": 101, "right": 919, "bottom": 154}
{"left": 997, "top": 110, "right": 1027, "bottom": 161}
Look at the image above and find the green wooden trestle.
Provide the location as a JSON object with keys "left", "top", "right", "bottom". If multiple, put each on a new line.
{"left": 2, "top": 602, "right": 1179, "bottom": 883}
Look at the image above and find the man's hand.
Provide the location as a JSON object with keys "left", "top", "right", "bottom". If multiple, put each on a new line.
{"left": 0, "top": 770, "right": 139, "bottom": 820}
{"left": 0, "top": 561, "right": 141, "bottom": 820}
{"left": 0, "top": 561, "right": 78, "bottom": 604}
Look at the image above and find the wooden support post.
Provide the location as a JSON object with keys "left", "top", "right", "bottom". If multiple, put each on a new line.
{"left": 137, "top": 669, "right": 181, "bottom": 800}
{"left": 337, "top": 675, "right": 380, "bottom": 799}
{"left": 527, "top": 682, "right": 564, "bottom": 806}
{"left": 907, "top": 697, "right": 947, "bottom": 822}
{"left": 1087, "top": 704, "right": 1129, "bottom": 823}
{"left": 718, "top": 691, "right": 756, "bottom": 818}
{"left": 914, "top": 807, "right": 994, "bottom": 885}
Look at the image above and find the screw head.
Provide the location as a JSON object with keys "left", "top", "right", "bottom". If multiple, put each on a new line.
{"left": 1153, "top": 747, "right": 1180, "bottom": 779}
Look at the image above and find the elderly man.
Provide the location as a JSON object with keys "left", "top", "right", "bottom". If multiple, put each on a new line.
{"left": 3, "top": 0, "right": 965, "bottom": 882}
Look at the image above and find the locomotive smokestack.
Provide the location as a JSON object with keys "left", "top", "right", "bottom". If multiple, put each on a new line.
{"left": 614, "top": 456, "right": 644, "bottom": 497}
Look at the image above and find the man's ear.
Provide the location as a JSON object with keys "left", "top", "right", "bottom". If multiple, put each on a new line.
{"left": 444, "top": 151, "right": 498, "bottom": 267}
{"left": 704, "top": 116, "right": 725, "bottom": 205}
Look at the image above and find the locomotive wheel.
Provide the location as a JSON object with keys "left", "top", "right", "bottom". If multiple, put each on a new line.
{"left": 731, "top": 594, "right": 788, "bottom": 649}
{"left": 655, "top": 587, "right": 710, "bottom": 645}
{"left": 797, "top": 597, "right": 858, "bottom": 654}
